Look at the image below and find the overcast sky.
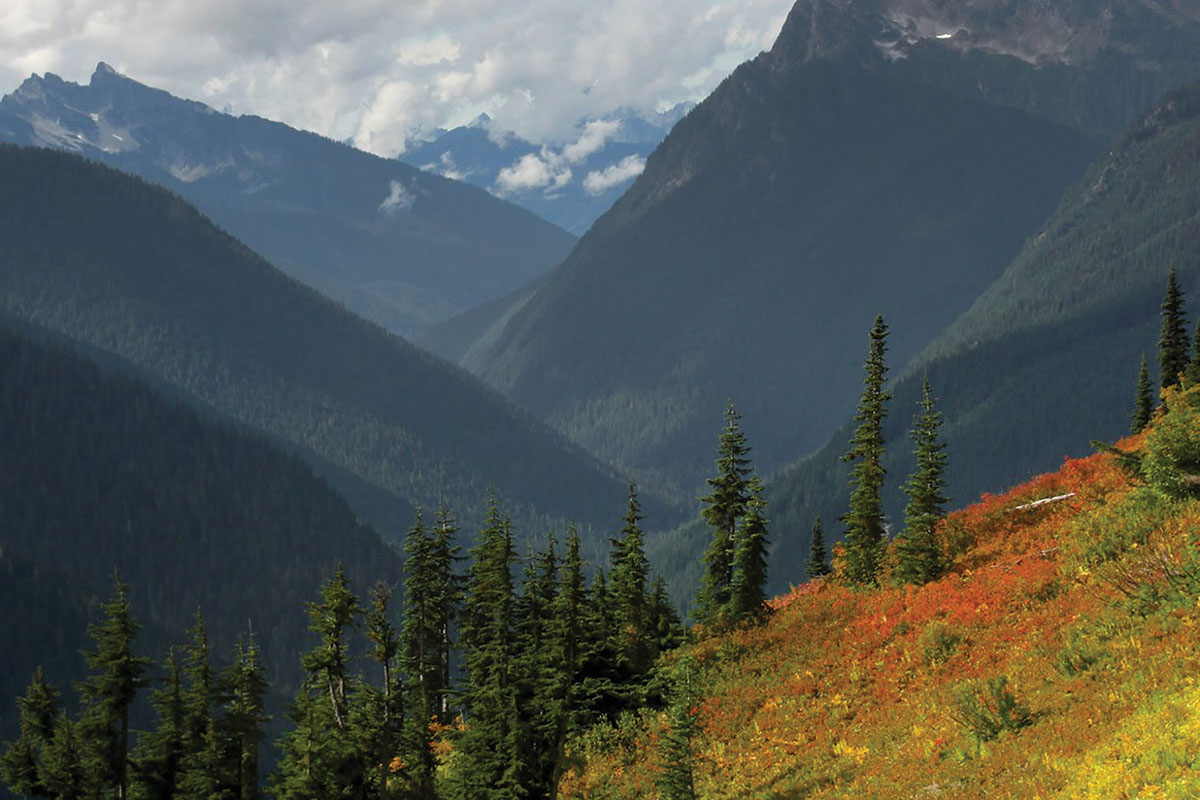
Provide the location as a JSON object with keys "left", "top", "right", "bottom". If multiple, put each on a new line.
{"left": 0, "top": 0, "right": 793, "bottom": 156}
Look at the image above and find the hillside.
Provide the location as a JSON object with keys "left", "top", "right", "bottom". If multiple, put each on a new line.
{"left": 441, "top": 0, "right": 1200, "bottom": 502}
{"left": 0, "top": 63, "right": 576, "bottom": 336}
{"left": 0, "top": 145, "right": 642, "bottom": 544}
{"left": 765, "top": 77, "right": 1200, "bottom": 591}
{"left": 561, "top": 388, "right": 1200, "bottom": 798}
{"left": 0, "top": 324, "right": 404, "bottom": 743}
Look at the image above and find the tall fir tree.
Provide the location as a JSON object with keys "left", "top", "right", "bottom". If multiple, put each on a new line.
{"left": 806, "top": 518, "right": 830, "bottom": 579}
{"left": 609, "top": 482, "right": 652, "bottom": 676}
{"left": 655, "top": 657, "right": 699, "bottom": 800}
{"left": 77, "top": 571, "right": 151, "bottom": 800}
{"left": 42, "top": 712, "right": 88, "bottom": 800}
{"left": 222, "top": 640, "right": 267, "bottom": 800}
{"left": 895, "top": 377, "right": 950, "bottom": 586}
{"left": 727, "top": 477, "right": 769, "bottom": 625}
{"left": 841, "top": 315, "right": 892, "bottom": 587}
{"left": 1132, "top": 354, "right": 1155, "bottom": 433}
{"left": 133, "top": 650, "right": 186, "bottom": 800}
{"left": 455, "top": 497, "right": 523, "bottom": 800}
{"left": 695, "top": 401, "right": 754, "bottom": 628}
{"left": 546, "top": 526, "right": 586, "bottom": 799}
{"left": 1159, "top": 266, "right": 1190, "bottom": 390}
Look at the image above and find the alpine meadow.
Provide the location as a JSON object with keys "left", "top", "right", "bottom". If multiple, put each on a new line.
{"left": 4, "top": 0, "right": 1200, "bottom": 798}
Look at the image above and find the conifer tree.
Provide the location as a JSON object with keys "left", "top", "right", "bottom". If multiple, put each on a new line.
{"left": 895, "top": 377, "right": 950, "bottom": 586}
{"left": 1187, "top": 323, "right": 1200, "bottom": 387}
{"left": 42, "top": 712, "right": 88, "bottom": 800}
{"left": 176, "top": 614, "right": 220, "bottom": 800}
{"left": 222, "top": 641, "right": 267, "bottom": 800}
{"left": 696, "top": 401, "right": 753, "bottom": 627}
{"left": 655, "top": 658, "right": 699, "bottom": 800}
{"left": 806, "top": 518, "right": 830, "bottom": 579}
{"left": 0, "top": 667, "right": 60, "bottom": 797}
{"left": 1132, "top": 354, "right": 1155, "bottom": 432}
{"left": 546, "top": 526, "right": 586, "bottom": 798}
{"left": 841, "top": 316, "right": 892, "bottom": 586}
{"left": 727, "top": 477, "right": 769, "bottom": 624}
{"left": 647, "top": 576, "right": 685, "bottom": 655}
{"left": 456, "top": 497, "right": 523, "bottom": 800}
{"left": 133, "top": 650, "right": 186, "bottom": 800}
{"left": 77, "top": 571, "right": 150, "bottom": 800}
{"left": 609, "top": 482, "right": 652, "bottom": 674}
{"left": 513, "top": 535, "right": 562, "bottom": 797}
{"left": 1159, "top": 267, "right": 1189, "bottom": 390}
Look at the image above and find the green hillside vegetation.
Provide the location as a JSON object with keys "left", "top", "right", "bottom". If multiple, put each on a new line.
{"left": 0, "top": 325, "right": 404, "bottom": 747}
{"left": 765, "top": 78, "right": 1200, "bottom": 594}
{"left": 0, "top": 145, "right": 642, "bottom": 544}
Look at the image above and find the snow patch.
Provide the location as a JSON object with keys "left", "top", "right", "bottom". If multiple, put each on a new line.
{"left": 169, "top": 161, "right": 213, "bottom": 183}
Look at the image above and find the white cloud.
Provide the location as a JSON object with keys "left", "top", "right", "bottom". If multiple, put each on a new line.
{"left": 562, "top": 118, "right": 621, "bottom": 163}
{"left": 495, "top": 151, "right": 572, "bottom": 195}
{"left": 378, "top": 179, "right": 415, "bottom": 212}
{"left": 0, "top": 0, "right": 794, "bottom": 156}
{"left": 583, "top": 154, "right": 647, "bottom": 194}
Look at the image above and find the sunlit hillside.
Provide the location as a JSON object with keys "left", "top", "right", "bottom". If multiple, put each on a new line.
{"left": 561, "top": 386, "right": 1200, "bottom": 799}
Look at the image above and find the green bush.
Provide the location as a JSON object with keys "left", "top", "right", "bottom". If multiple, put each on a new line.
{"left": 952, "top": 676, "right": 1032, "bottom": 742}
{"left": 920, "top": 623, "right": 962, "bottom": 667}
{"left": 1142, "top": 386, "right": 1200, "bottom": 500}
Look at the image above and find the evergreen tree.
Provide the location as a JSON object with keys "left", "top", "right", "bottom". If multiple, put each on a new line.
{"left": 41, "top": 713, "right": 88, "bottom": 800}
{"left": 1159, "top": 267, "right": 1189, "bottom": 390}
{"left": 133, "top": 650, "right": 186, "bottom": 800}
{"left": 647, "top": 577, "right": 685, "bottom": 655}
{"left": 0, "top": 667, "right": 61, "bottom": 798}
{"left": 655, "top": 658, "right": 699, "bottom": 800}
{"left": 77, "top": 571, "right": 151, "bottom": 800}
{"left": 1132, "top": 354, "right": 1155, "bottom": 433}
{"left": 727, "top": 478, "right": 769, "bottom": 625}
{"left": 805, "top": 518, "right": 830, "bottom": 579}
{"left": 455, "top": 497, "right": 522, "bottom": 800}
{"left": 609, "top": 482, "right": 652, "bottom": 675}
{"left": 695, "top": 401, "right": 753, "bottom": 628}
{"left": 222, "top": 641, "right": 267, "bottom": 800}
{"left": 546, "top": 526, "right": 586, "bottom": 799}
{"left": 513, "top": 535, "right": 562, "bottom": 797}
{"left": 176, "top": 614, "right": 219, "bottom": 800}
{"left": 841, "top": 315, "right": 892, "bottom": 587}
{"left": 895, "top": 377, "right": 950, "bottom": 586}
{"left": 1187, "top": 323, "right": 1200, "bottom": 387}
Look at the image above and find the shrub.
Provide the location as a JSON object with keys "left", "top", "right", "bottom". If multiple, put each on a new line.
{"left": 920, "top": 622, "right": 962, "bottom": 667}
{"left": 952, "top": 676, "right": 1032, "bottom": 742}
{"left": 1142, "top": 386, "right": 1200, "bottom": 500}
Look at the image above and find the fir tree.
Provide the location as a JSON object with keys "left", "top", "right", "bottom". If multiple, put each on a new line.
{"left": 133, "top": 650, "right": 186, "bottom": 800}
{"left": 841, "top": 315, "right": 891, "bottom": 587}
{"left": 655, "top": 658, "right": 699, "bottom": 800}
{"left": 1132, "top": 354, "right": 1155, "bottom": 433}
{"left": 609, "top": 482, "right": 652, "bottom": 675}
{"left": 1159, "top": 267, "right": 1189, "bottom": 390}
{"left": 727, "top": 477, "right": 769, "bottom": 625}
{"left": 222, "top": 641, "right": 267, "bottom": 800}
{"left": 805, "top": 518, "right": 830, "bottom": 579}
{"left": 77, "top": 571, "right": 151, "bottom": 800}
{"left": 1187, "top": 322, "right": 1200, "bottom": 387}
{"left": 176, "top": 613, "right": 219, "bottom": 800}
{"left": 647, "top": 576, "right": 685, "bottom": 655}
{"left": 41, "top": 713, "right": 88, "bottom": 800}
{"left": 895, "top": 377, "right": 950, "bottom": 586}
{"left": 696, "top": 401, "right": 754, "bottom": 628}
{"left": 0, "top": 667, "right": 61, "bottom": 798}
{"left": 546, "top": 526, "right": 586, "bottom": 798}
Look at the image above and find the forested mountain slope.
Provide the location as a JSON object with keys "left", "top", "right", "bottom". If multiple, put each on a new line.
{"left": 445, "top": 0, "right": 1200, "bottom": 502}
{"left": 764, "top": 78, "right": 1200, "bottom": 593}
{"left": 0, "top": 325, "right": 403, "bottom": 744}
{"left": 0, "top": 63, "right": 577, "bottom": 336}
{"left": 0, "top": 145, "right": 640, "bottom": 543}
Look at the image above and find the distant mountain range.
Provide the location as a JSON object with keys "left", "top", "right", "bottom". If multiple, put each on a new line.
{"left": 0, "top": 145, "right": 646, "bottom": 556}
{"left": 402, "top": 106, "right": 692, "bottom": 236}
{"left": 0, "top": 63, "right": 576, "bottom": 337}
{"left": 430, "top": 0, "right": 1200, "bottom": 506}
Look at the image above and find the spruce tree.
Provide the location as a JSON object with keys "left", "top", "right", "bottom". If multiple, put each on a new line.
{"left": 1159, "top": 267, "right": 1189, "bottom": 389}
{"left": 133, "top": 650, "right": 186, "bottom": 800}
{"left": 841, "top": 315, "right": 892, "bottom": 587}
{"left": 1132, "top": 354, "right": 1155, "bottom": 432}
{"left": 727, "top": 478, "right": 769, "bottom": 625}
{"left": 655, "top": 658, "right": 699, "bottom": 800}
{"left": 176, "top": 613, "right": 219, "bottom": 800}
{"left": 77, "top": 571, "right": 150, "bottom": 800}
{"left": 895, "top": 377, "right": 950, "bottom": 586}
{"left": 222, "top": 641, "right": 267, "bottom": 800}
{"left": 696, "top": 401, "right": 753, "bottom": 628}
{"left": 0, "top": 667, "right": 60, "bottom": 797}
{"left": 805, "top": 518, "right": 830, "bottom": 579}
{"left": 41, "top": 712, "right": 88, "bottom": 800}
{"left": 546, "top": 526, "right": 586, "bottom": 798}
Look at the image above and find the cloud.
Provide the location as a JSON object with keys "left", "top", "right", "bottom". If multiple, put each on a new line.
{"left": 378, "top": 179, "right": 415, "bottom": 213}
{"left": 583, "top": 155, "right": 647, "bottom": 194}
{"left": 562, "top": 118, "right": 621, "bottom": 163}
{"left": 0, "top": 0, "right": 793, "bottom": 156}
{"left": 495, "top": 151, "right": 572, "bottom": 195}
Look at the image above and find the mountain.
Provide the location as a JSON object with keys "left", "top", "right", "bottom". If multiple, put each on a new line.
{"left": 0, "top": 322, "right": 404, "bottom": 744}
{"left": 0, "top": 144, "right": 645, "bottom": 551}
{"left": 764, "top": 77, "right": 1200, "bottom": 593}
{"left": 563, "top": 409, "right": 1200, "bottom": 798}
{"left": 402, "top": 106, "right": 691, "bottom": 236}
{"left": 0, "top": 63, "right": 577, "bottom": 336}
{"left": 439, "top": 0, "right": 1200, "bottom": 502}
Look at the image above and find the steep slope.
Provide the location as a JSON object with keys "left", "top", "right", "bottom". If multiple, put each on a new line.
{"left": 460, "top": 0, "right": 1139, "bottom": 500}
{"left": 0, "top": 145, "right": 638, "bottom": 543}
{"left": 0, "top": 63, "right": 576, "bottom": 336}
{"left": 766, "top": 77, "right": 1200, "bottom": 589}
{"left": 563, "top": 405, "right": 1200, "bottom": 797}
{"left": 0, "top": 324, "right": 403, "bottom": 742}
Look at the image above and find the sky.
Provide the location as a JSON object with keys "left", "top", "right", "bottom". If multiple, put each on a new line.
{"left": 0, "top": 0, "right": 794, "bottom": 156}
